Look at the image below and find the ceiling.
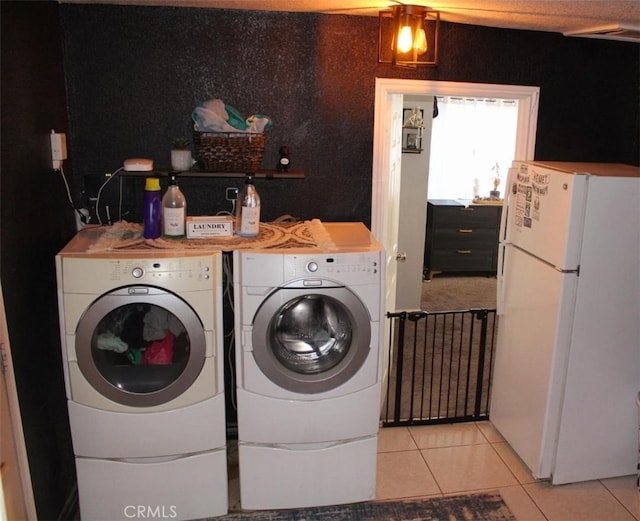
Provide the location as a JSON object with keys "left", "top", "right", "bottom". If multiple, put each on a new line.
{"left": 61, "top": 0, "right": 640, "bottom": 41}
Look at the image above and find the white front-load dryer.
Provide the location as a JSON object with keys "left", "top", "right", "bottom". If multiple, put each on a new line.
{"left": 56, "top": 231, "right": 228, "bottom": 520}
{"left": 233, "top": 228, "right": 384, "bottom": 510}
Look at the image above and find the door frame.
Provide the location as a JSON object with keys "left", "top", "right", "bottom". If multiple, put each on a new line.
{"left": 1, "top": 283, "right": 37, "bottom": 520}
{"left": 372, "top": 78, "right": 540, "bottom": 308}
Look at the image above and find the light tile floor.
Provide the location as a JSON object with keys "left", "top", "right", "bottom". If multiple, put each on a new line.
{"left": 377, "top": 421, "right": 639, "bottom": 521}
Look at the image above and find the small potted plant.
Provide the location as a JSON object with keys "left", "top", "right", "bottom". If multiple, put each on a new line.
{"left": 170, "top": 137, "right": 193, "bottom": 171}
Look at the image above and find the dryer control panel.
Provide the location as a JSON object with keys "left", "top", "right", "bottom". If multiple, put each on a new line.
{"left": 288, "top": 253, "right": 380, "bottom": 281}
{"left": 239, "top": 251, "right": 382, "bottom": 287}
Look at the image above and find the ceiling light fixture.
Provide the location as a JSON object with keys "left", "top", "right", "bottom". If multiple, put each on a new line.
{"left": 378, "top": 4, "right": 440, "bottom": 67}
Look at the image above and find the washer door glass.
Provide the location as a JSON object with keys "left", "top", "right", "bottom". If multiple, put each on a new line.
{"left": 76, "top": 286, "right": 206, "bottom": 407}
{"left": 252, "top": 286, "right": 371, "bottom": 394}
{"left": 272, "top": 294, "right": 351, "bottom": 374}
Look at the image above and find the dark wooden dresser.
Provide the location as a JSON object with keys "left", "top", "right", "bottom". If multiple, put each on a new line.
{"left": 424, "top": 199, "right": 502, "bottom": 279}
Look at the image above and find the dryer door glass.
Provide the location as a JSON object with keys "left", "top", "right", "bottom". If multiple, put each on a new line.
{"left": 252, "top": 286, "right": 371, "bottom": 394}
{"left": 75, "top": 286, "right": 206, "bottom": 407}
{"left": 272, "top": 295, "right": 351, "bottom": 374}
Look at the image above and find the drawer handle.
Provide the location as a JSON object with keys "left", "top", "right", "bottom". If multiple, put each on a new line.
{"left": 458, "top": 229, "right": 473, "bottom": 233}
{"left": 460, "top": 207, "right": 475, "bottom": 211}
{"left": 456, "top": 250, "right": 472, "bottom": 254}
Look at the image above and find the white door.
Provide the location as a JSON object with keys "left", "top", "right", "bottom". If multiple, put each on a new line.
{"left": 396, "top": 97, "right": 434, "bottom": 310}
{"left": 371, "top": 86, "right": 403, "bottom": 404}
{"left": 372, "top": 79, "right": 540, "bottom": 311}
{"left": 372, "top": 89, "right": 403, "bottom": 315}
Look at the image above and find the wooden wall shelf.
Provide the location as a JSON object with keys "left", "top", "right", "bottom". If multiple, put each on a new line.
{"left": 121, "top": 168, "right": 304, "bottom": 179}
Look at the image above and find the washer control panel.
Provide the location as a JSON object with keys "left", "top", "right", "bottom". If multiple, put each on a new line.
{"left": 124, "top": 259, "right": 211, "bottom": 281}
{"left": 61, "top": 254, "right": 217, "bottom": 293}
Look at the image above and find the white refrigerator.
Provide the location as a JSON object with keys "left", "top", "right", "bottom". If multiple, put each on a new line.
{"left": 490, "top": 160, "right": 640, "bottom": 484}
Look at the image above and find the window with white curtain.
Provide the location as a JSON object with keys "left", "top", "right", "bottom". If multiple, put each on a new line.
{"left": 427, "top": 96, "right": 519, "bottom": 201}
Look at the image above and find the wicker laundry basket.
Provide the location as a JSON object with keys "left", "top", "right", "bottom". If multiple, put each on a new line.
{"left": 193, "top": 130, "right": 266, "bottom": 173}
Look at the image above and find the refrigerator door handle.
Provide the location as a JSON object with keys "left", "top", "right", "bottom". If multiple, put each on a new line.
{"left": 497, "top": 167, "right": 519, "bottom": 316}
{"left": 497, "top": 242, "right": 507, "bottom": 315}
{"left": 499, "top": 167, "right": 518, "bottom": 243}
{"left": 512, "top": 244, "right": 580, "bottom": 274}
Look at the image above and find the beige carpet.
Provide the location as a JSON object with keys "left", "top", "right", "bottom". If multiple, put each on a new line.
{"left": 420, "top": 273, "right": 497, "bottom": 311}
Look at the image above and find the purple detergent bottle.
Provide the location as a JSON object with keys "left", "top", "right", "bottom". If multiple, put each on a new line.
{"left": 143, "top": 177, "right": 161, "bottom": 239}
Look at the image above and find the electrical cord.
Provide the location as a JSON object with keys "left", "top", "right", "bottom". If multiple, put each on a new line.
{"left": 115, "top": 173, "right": 124, "bottom": 222}
{"left": 222, "top": 253, "right": 237, "bottom": 413}
{"left": 95, "top": 166, "right": 124, "bottom": 225}
{"left": 58, "top": 165, "right": 90, "bottom": 224}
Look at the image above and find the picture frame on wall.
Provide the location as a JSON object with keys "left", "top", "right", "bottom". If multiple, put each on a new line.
{"left": 402, "top": 108, "right": 424, "bottom": 153}
{"left": 403, "top": 107, "right": 424, "bottom": 128}
{"left": 405, "top": 132, "right": 418, "bottom": 149}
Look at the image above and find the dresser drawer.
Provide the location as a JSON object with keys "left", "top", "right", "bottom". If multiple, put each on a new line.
{"left": 424, "top": 200, "right": 502, "bottom": 279}
{"left": 431, "top": 206, "right": 499, "bottom": 229}
{"left": 431, "top": 248, "right": 497, "bottom": 272}
{"left": 432, "top": 228, "right": 497, "bottom": 249}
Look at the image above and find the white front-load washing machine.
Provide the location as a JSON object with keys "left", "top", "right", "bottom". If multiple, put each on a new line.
{"left": 56, "top": 229, "right": 228, "bottom": 520}
{"left": 233, "top": 223, "right": 384, "bottom": 509}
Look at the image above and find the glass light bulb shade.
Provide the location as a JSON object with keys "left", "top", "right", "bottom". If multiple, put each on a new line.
{"left": 397, "top": 25, "right": 413, "bottom": 53}
{"left": 414, "top": 27, "right": 428, "bottom": 54}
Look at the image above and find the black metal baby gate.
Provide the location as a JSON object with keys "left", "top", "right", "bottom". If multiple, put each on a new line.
{"left": 382, "top": 308, "right": 498, "bottom": 427}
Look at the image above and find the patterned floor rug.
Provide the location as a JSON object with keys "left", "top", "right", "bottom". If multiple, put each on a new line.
{"left": 209, "top": 492, "right": 515, "bottom": 521}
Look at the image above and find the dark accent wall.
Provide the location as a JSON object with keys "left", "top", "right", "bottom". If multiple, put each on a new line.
{"left": 1, "top": 1, "right": 638, "bottom": 517}
{"left": 59, "top": 4, "right": 639, "bottom": 225}
{"left": 1, "top": 2, "right": 77, "bottom": 519}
